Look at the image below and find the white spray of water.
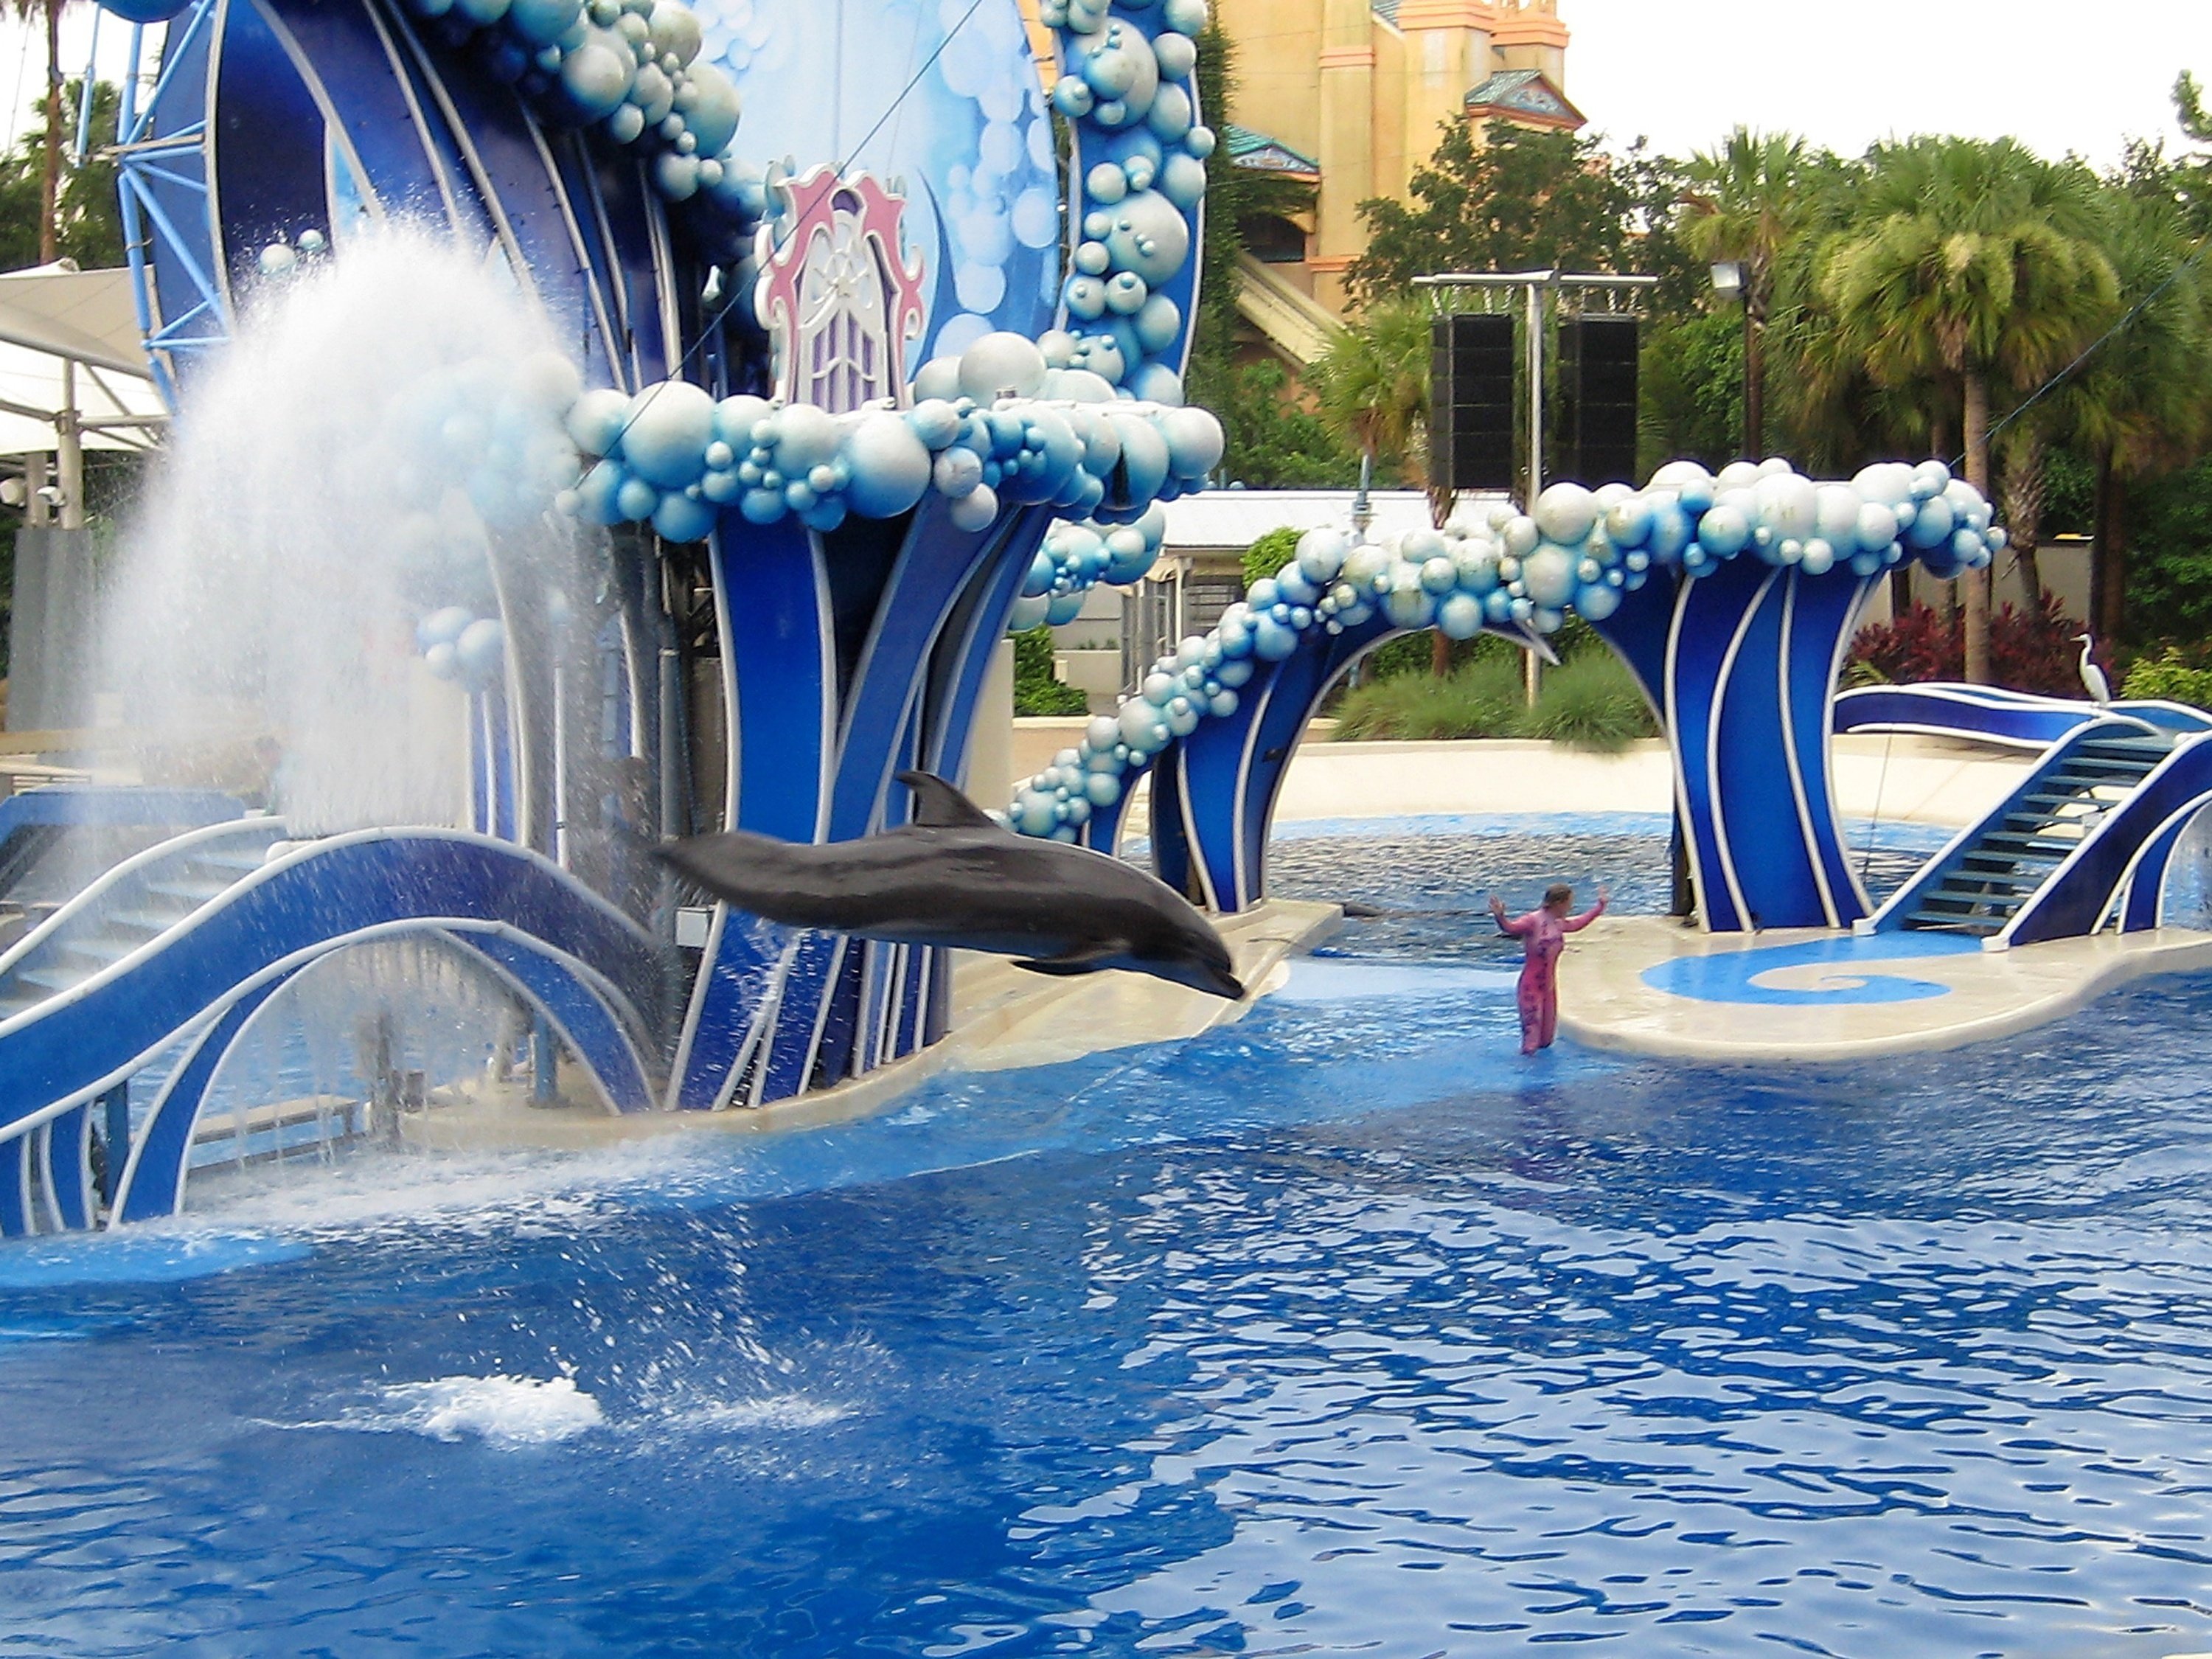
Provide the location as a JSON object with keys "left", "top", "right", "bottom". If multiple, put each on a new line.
{"left": 104, "top": 226, "right": 587, "bottom": 836}
{"left": 289, "top": 1374, "right": 607, "bottom": 1449}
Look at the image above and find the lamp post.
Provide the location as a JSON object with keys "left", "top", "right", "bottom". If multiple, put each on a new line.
{"left": 1708, "top": 260, "right": 1761, "bottom": 459}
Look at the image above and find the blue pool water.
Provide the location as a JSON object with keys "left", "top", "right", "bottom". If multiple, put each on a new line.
{"left": 3, "top": 822, "right": 2210, "bottom": 1657}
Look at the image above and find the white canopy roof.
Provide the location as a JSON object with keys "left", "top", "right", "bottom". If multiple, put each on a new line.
{"left": 1160, "top": 489, "right": 1515, "bottom": 554}
{"left": 0, "top": 263, "right": 165, "bottom": 457}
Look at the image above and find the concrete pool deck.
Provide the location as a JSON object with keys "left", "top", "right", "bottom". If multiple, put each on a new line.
{"left": 1559, "top": 917, "right": 2212, "bottom": 1062}
{"left": 1015, "top": 724, "right": 2042, "bottom": 835}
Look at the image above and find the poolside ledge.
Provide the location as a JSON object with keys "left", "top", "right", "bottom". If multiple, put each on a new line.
{"left": 1559, "top": 917, "right": 2212, "bottom": 1062}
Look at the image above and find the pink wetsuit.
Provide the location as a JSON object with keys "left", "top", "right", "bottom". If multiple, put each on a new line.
{"left": 1496, "top": 897, "right": 1607, "bottom": 1054}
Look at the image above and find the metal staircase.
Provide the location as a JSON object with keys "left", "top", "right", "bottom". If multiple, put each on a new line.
{"left": 0, "top": 819, "right": 292, "bottom": 1020}
{"left": 1874, "top": 721, "right": 2176, "bottom": 938}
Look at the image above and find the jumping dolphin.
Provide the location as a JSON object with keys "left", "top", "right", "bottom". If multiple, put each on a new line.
{"left": 657, "top": 771, "right": 1247, "bottom": 999}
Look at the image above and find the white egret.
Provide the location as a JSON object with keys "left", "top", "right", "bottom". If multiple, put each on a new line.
{"left": 2073, "top": 633, "right": 2112, "bottom": 706}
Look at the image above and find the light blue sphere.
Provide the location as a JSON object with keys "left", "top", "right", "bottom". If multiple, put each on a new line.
{"left": 456, "top": 619, "right": 505, "bottom": 684}
{"left": 619, "top": 380, "right": 714, "bottom": 487}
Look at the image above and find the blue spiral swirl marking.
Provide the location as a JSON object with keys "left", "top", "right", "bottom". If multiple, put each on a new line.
{"left": 1641, "top": 932, "right": 1983, "bottom": 1006}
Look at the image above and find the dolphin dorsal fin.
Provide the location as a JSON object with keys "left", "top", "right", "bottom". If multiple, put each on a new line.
{"left": 898, "top": 770, "right": 999, "bottom": 830}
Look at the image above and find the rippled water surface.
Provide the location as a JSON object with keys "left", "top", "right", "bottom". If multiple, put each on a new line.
{"left": 3, "top": 824, "right": 2209, "bottom": 1657}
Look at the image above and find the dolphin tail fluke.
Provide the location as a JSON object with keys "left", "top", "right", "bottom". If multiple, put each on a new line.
{"left": 897, "top": 771, "right": 1000, "bottom": 830}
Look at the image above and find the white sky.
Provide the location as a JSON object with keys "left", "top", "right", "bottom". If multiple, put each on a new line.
{"left": 0, "top": 10, "right": 150, "bottom": 157}
{"left": 1, "top": 3, "right": 2205, "bottom": 170}
{"left": 1562, "top": 0, "right": 2211, "bottom": 167}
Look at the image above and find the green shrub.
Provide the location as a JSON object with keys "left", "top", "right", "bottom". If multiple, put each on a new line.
{"left": 1240, "top": 526, "right": 1302, "bottom": 593}
{"left": 1012, "top": 626, "right": 1090, "bottom": 716}
{"left": 1330, "top": 647, "right": 1658, "bottom": 750}
{"left": 1332, "top": 656, "right": 1524, "bottom": 740}
{"left": 2121, "top": 646, "right": 2212, "bottom": 710}
{"left": 1514, "top": 651, "right": 1659, "bottom": 752}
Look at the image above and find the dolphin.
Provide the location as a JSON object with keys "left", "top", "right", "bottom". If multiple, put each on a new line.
{"left": 656, "top": 771, "right": 1247, "bottom": 999}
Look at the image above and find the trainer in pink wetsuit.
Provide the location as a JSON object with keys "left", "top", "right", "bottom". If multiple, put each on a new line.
{"left": 1489, "top": 886, "right": 1607, "bottom": 1055}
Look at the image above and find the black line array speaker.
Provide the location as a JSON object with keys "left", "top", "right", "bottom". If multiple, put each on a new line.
{"left": 1559, "top": 315, "right": 1640, "bottom": 487}
{"left": 1430, "top": 313, "right": 1515, "bottom": 493}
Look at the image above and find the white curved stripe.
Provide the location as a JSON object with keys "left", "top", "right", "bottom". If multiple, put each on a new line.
{"left": 517, "top": 114, "right": 627, "bottom": 390}
{"left": 737, "top": 941, "right": 801, "bottom": 1110}
{"left": 0, "top": 824, "right": 656, "bottom": 1045}
{"left": 1662, "top": 575, "right": 1715, "bottom": 933}
{"left": 1228, "top": 667, "right": 1284, "bottom": 911}
{"left": 0, "top": 817, "right": 280, "bottom": 983}
{"left": 2091, "top": 790, "right": 2212, "bottom": 934}
{"left": 1825, "top": 577, "right": 1879, "bottom": 917}
{"left": 1861, "top": 715, "right": 2149, "bottom": 933}
{"left": 378, "top": 7, "right": 542, "bottom": 306}
{"left": 352, "top": 0, "right": 469, "bottom": 234}
{"left": 1997, "top": 733, "right": 2212, "bottom": 948}
{"left": 243, "top": 0, "right": 386, "bottom": 223}
{"left": 1704, "top": 569, "right": 1778, "bottom": 932}
{"left": 797, "top": 936, "right": 852, "bottom": 1092}
{"left": 1775, "top": 574, "right": 1840, "bottom": 929}
{"left": 75, "top": 914, "right": 648, "bottom": 1216}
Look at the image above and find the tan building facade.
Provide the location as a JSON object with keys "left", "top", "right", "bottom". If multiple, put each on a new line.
{"left": 1218, "top": 0, "right": 1576, "bottom": 318}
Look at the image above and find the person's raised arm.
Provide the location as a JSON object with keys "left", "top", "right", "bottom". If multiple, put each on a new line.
{"left": 1563, "top": 886, "right": 1611, "bottom": 933}
{"left": 1490, "top": 894, "right": 1533, "bottom": 937}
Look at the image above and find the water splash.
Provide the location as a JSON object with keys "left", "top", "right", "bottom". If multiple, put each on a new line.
{"left": 102, "top": 225, "right": 589, "bottom": 838}
{"left": 292, "top": 1375, "right": 606, "bottom": 1450}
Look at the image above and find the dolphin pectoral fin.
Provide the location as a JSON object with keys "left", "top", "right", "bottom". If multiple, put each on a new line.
{"left": 898, "top": 770, "right": 1001, "bottom": 831}
{"left": 1012, "top": 941, "right": 1125, "bottom": 977}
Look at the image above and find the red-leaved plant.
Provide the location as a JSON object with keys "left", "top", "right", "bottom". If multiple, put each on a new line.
{"left": 1850, "top": 594, "right": 2085, "bottom": 698}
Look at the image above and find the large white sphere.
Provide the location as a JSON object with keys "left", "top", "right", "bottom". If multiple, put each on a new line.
{"left": 682, "top": 63, "right": 742, "bottom": 156}
{"left": 1533, "top": 482, "right": 1598, "bottom": 545}
{"left": 912, "top": 355, "right": 963, "bottom": 403}
{"left": 1501, "top": 515, "right": 1541, "bottom": 558}
{"left": 841, "top": 411, "right": 932, "bottom": 517}
{"left": 1851, "top": 461, "right": 1915, "bottom": 507}
{"left": 1436, "top": 593, "right": 1484, "bottom": 640}
{"left": 1753, "top": 472, "right": 1819, "bottom": 539}
{"left": 958, "top": 333, "right": 1049, "bottom": 401}
{"left": 774, "top": 403, "right": 841, "bottom": 472}
{"left": 1905, "top": 493, "right": 1955, "bottom": 549}
{"left": 950, "top": 484, "right": 1000, "bottom": 532}
{"left": 1296, "top": 528, "right": 1349, "bottom": 584}
{"left": 456, "top": 619, "right": 506, "bottom": 683}
{"left": 1813, "top": 483, "right": 1863, "bottom": 546}
{"left": 1160, "top": 406, "right": 1224, "bottom": 478}
{"left": 620, "top": 380, "right": 715, "bottom": 487}
{"left": 1520, "top": 543, "right": 1578, "bottom": 608}
{"left": 1649, "top": 459, "right": 1714, "bottom": 493}
{"left": 559, "top": 34, "right": 635, "bottom": 119}
{"left": 566, "top": 386, "right": 631, "bottom": 456}
{"left": 1855, "top": 501, "right": 1899, "bottom": 554}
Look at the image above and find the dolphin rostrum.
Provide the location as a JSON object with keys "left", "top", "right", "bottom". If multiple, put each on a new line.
{"left": 656, "top": 771, "right": 1247, "bottom": 999}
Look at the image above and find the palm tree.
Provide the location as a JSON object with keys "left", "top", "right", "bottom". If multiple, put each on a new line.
{"left": 1821, "top": 139, "right": 2116, "bottom": 682}
{"left": 10, "top": 0, "right": 72, "bottom": 265}
{"left": 1680, "top": 128, "right": 1832, "bottom": 457}
{"left": 2050, "top": 177, "right": 2212, "bottom": 641}
{"left": 1310, "top": 299, "right": 1442, "bottom": 667}
{"left": 1311, "top": 298, "right": 1433, "bottom": 481}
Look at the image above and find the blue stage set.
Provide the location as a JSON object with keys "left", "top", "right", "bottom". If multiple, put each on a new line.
{"left": 3, "top": 0, "right": 2209, "bottom": 1239}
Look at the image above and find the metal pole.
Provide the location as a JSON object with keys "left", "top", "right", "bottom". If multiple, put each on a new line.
{"left": 57, "top": 359, "right": 84, "bottom": 530}
{"left": 1524, "top": 279, "right": 1544, "bottom": 709}
{"left": 1524, "top": 279, "right": 1543, "bottom": 512}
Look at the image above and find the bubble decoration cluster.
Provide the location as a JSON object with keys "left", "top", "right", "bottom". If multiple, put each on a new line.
{"left": 392, "top": 0, "right": 765, "bottom": 237}
{"left": 1038, "top": 0, "right": 1213, "bottom": 405}
{"left": 416, "top": 606, "right": 507, "bottom": 688}
{"left": 1009, "top": 507, "right": 1168, "bottom": 631}
{"left": 1006, "top": 458, "right": 2003, "bottom": 840}
{"left": 557, "top": 331, "right": 1223, "bottom": 542}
